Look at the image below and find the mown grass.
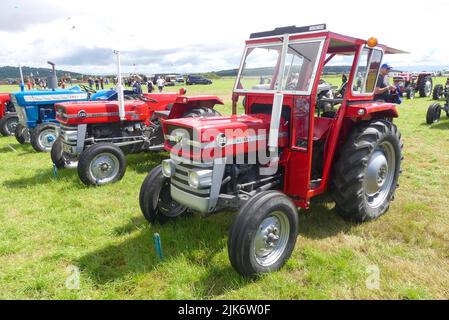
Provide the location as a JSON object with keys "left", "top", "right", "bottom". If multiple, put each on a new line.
{"left": 0, "top": 78, "right": 448, "bottom": 300}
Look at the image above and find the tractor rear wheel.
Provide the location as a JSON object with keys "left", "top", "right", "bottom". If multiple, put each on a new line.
{"left": 419, "top": 77, "right": 433, "bottom": 98}
{"left": 14, "top": 124, "right": 30, "bottom": 144}
{"left": 78, "top": 143, "right": 126, "bottom": 186}
{"left": 433, "top": 84, "right": 444, "bottom": 100}
{"left": 139, "top": 165, "right": 188, "bottom": 224}
{"left": 228, "top": 191, "right": 299, "bottom": 277}
{"left": 0, "top": 113, "right": 19, "bottom": 136}
{"left": 331, "top": 120, "right": 402, "bottom": 222}
{"left": 30, "top": 123, "right": 58, "bottom": 152}
{"left": 426, "top": 103, "right": 442, "bottom": 124}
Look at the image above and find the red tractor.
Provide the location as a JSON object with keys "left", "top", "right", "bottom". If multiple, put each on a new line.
{"left": 392, "top": 72, "right": 433, "bottom": 99}
{"left": 139, "top": 24, "right": 405, "bottom": 277}
{"left": 52, "top": 90, "right": 222, "bottom": 185}
{"left": 0, "top": 93, "right": 18, "bottom": 136}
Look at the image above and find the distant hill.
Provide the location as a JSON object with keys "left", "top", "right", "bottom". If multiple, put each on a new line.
{"left": 0, "top": 66, "right": 84, "bottom": 80}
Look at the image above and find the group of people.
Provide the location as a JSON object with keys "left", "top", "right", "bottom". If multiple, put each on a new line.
{"left": 87, "top": 77, "right": 110, "bottom": 90}
{"left": 24, "top": 77, "right": 73, "bottom": 90}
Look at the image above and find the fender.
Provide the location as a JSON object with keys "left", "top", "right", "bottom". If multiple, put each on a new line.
{"left": 0, "top": 93, "right": 11, "bottom": 117}
{"left": 166, "top": 96, "right": 224, "bottom": 119}
{"left": 345, "top": 101, "right": 399, "bottom": 120}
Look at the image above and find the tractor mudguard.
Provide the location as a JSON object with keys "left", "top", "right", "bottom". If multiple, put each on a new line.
{"left": 345, "top": 102, "right": 399, "bottom": 120}
{"left": 167, "top": 96, "right": 224, "bottom": 119}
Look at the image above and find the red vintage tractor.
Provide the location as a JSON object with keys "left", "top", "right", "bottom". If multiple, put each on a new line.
{"left": 392, "top": 72, "right": 433, "bottom": 99}
{"left": 0, "top": 93, "right": 18, "bottom": 136}
{"left": 139, "top": 24, "right": 405, "bottom": 277}
{"left": 53, "top": 90, "right": 222, "bottom": 186}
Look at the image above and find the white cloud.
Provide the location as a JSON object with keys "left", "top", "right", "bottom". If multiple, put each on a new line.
{"left": 0, "top": 0, "right": 448, "bottom": 73}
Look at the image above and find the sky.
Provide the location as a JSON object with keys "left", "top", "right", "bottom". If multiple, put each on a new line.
{"left": 0, "top": 0, "right": 448, "bottom": 75}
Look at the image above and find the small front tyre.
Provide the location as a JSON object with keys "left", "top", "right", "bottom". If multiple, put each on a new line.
{"left": 51, "top": 137, "right": 72, "bottom": 169}
{"left": 77, "top": 143, "right": 126, "bottom": 186}
{"left": 426, "top": 103, "right": 442, "bottom": 124}
{"left": 228, "top": 191, "right": 299, "bottom": 278}
{"left": 30, "top": 123, "right": 58, "bottom": 152}
{"left": 0, "top": 113, "right": 19, "bottom": 136}
{"left": 139, "top": 165, "right": 188, "bottom": 224}
{"left": 14, "top": 124, "right": 30, "bottom": 144}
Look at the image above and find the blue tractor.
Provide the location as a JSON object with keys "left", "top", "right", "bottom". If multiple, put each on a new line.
{"left": 12, "top": 61, "right": 129, "bottom": 152}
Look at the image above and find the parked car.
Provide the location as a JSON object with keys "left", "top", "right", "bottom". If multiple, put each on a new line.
{"left": 186, "top": 75, "right": 212, "bottom": 85}
{"left": 176, "top": 75, "right": 185, "bottom": 83}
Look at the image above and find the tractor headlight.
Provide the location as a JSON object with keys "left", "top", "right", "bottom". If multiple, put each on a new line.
{"left": 162, "top": 159, "right": 176, "bottom": 178}
{"left": 188, "top": 169, "right": 212, "bottom": 189}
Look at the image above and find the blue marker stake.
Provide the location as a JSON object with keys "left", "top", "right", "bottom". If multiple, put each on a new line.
{"left": 153, "top": 233, "right": 164, "bottom": 260}
{"left": 52, "top": 164, "right": 58, "bottom": 179}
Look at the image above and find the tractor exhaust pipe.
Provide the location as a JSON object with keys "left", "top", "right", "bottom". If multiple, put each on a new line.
{"left": 47, "top": 61, "right": 58, "bottom": 91}
{"left": 114, "top": 50, "right": 126, "bottom": 121}
{"left": 19, "top": 64, "right": 25, "bottom": 91}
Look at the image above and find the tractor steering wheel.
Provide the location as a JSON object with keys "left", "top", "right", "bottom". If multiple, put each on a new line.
{"left": 137, "top": 94, "right": 158, "bottom": 104}
{"left": 80, "top": 84, "right": 97, "bottom": 94}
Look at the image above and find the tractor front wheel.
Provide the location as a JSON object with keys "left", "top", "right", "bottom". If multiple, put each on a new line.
{"left": 14, "top": 124, "right": 30, "bottom": 144}
{"left": 406, "top": 88, "right": 415, "bottom": 100}
{"left": 77, "top": 143, "right": 126, "bottom": 186}
{"left": 331, "top": 120, "right": 402, "bottom": 222}
{"left": 51, "top": 137, "right": 74, "bottom": 169}
{"left": 228, "top": 191, "right": 299, "bottom": 277}
{"left": 139, "top": 165, "right": 188, "bottom": 224}
{"left": 0, "top": 113, "right": 19, "bottom": 136}
{"left": 419, "top": 77, "right": 433, "bottom": 98}
{"left": 426, "top": 103, "right": 442, "bottom": 124}
{"left": 433, "top": 84, "right": 444, "bottom": 100}
{"left": 30, "top": 123, "right": 58, "bottom": 152}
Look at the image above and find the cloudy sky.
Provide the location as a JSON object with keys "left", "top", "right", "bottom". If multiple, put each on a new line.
{"left": 0, "top": 0, "right": 448, "bottom": 75}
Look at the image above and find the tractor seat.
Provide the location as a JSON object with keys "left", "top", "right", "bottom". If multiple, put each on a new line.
{"left": 313, "top": 117, "right": 333, "bottom": 141}
{"left": 154, "top": 110, "right": 170, "bottom": 119}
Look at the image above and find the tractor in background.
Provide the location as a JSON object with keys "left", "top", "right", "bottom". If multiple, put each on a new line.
{"left": 432, "top": 77, "right": 449, "bottom": 100}
{"left": 426, "top": 97, "right": 449, "bottom": 124}
{"left": 0, "top": 93, "right": 17, "bottom": 136}
{"left": 51, "top": 51, "right": 223, "bottom": 186}
{"left": 392, "top": 72, "right": 433, "bottom": 99}
{"left": 139, "top": 24, "right": 405, "bottom": 277}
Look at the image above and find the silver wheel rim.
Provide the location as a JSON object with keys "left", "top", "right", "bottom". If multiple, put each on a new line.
{"left": 6, "top": 119, "right": 18, "bottom": 135}
{"left": 364, "top": 141, "right": 396, "bottom": 209}
{"left": 89, "top": 153, "right": 120, "bottom": 184}
{"left": 253, "top": 211, "right": 290, "bottom": 267}
{"left": 38, "top": 129, "right": 57, "bottom": 151}
{"left": 425, "top": 81, "right": 432, "bottom": 96}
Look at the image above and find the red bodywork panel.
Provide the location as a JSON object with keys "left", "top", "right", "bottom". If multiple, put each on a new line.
{"left": 163, "top": 114, "right": 289, "bottom": 162}
{"left": 345, "top": 102, "right": 399, "bottom": 119}
{"left": 0, "top": 93, "right": 11, "bottom": 118}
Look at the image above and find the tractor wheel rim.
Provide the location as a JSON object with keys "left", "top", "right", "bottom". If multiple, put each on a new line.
{"left": 253, "top": 211, "right": 290, "bottom": 267}
{"left": 425, "top": 81, "right": 432, "bottom": 96}
{"left": 6, "top": 119, "right": 18, "bottom": 135}
{"left": 89, "top": 153, "right": 120, "bottom": 184}
{"left": 364, "top": 141, "right": 396, "bottom": 208}
{"left": 38, "top": 129, "right": 57, "bottom": 151}
{"left": 156, "top": 180, "right": 186, "bottom": 217}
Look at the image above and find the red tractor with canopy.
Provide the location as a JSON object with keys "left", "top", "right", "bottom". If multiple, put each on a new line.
{"left": 139, "top": 24, "right": 405, "bottom": 277}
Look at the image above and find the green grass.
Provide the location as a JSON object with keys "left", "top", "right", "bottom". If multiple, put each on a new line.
{"left": 0, "top": 78, "right": 448, "bottom": 300}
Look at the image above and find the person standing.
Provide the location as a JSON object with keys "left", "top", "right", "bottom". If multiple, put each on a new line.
{"left": 100, "top": 77, "right": 104, "bottom": 90}
{"left": 156, "top": 77, "right": 165, "bottom": 92}
{"left": 94, "top": 78, "right": 100, "bottom": 90}
{"left": 88, "top": 78, "right": 94, "bottom": 89}
{"left": 147, "top": 80, "right": 154, "bottom": 93}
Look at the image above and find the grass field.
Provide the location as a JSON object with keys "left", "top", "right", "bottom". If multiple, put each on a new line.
{"left": 0, "top": 78, "right": 448, "bottom": 300}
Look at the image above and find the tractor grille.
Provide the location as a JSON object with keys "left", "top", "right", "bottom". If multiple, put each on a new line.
{"left": 59, "top": 124, "right": 78, "bottom": 145}
{"left": 171, "top": 160, "right": 212, "bottom": 198}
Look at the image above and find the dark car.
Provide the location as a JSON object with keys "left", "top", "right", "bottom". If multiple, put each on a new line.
{"left": 186, "top": 75, "right": 212, "bottom": 85}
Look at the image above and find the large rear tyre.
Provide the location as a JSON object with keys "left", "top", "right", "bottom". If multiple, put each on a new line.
{"left": 228, "top": 191, "right": 299, "bottom": 278}
{"left": 419, "top": 77, "right": 433, "bottom": 98}
{"left": 14, "top": 123, "right": 30, "bottom": 144}
{"left": 78, "top": 143, "right": 126, "bottom": 186}
{"left": 139, "top": 165, "right": 188, "bottom": 224}
{"left": 0, "top": 113, "right": 19, "bottom": 136}
{"left": 331, "top": 120, "right": 402, "bottom": 222}
{"left": 433, "top": 84, "right": 444, "bottom": 100}
{"left": 426, "top": 103, "right": 442, "bottom": 124}
{"left": 30, "top": 123, "right": 58, "bottom": 152}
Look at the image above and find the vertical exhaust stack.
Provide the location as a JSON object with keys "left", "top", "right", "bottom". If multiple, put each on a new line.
{"left": 47, "top": 61, "right": 58, "bottom": 91}
{"left": 19, "top": 64, "right": 25, "bottom": 91}
{"left": 114, "top": 50, "right": 126, "bottom": 121}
